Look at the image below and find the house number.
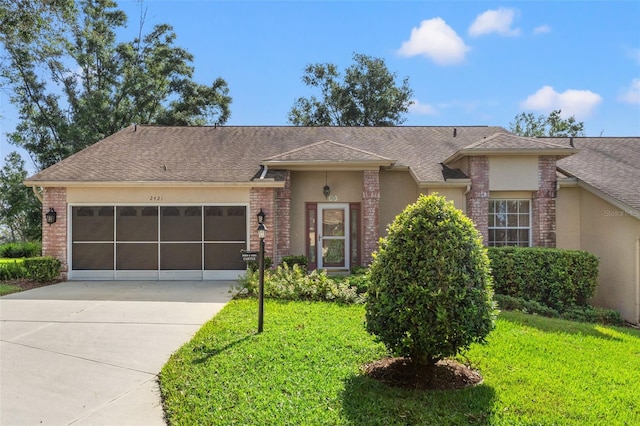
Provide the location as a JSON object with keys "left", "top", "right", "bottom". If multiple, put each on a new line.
{"left": 328, "top": 195, "right": 338, "bottom": 201}
{"left": 149, "top": 195, "right": 163, "bottom": 201}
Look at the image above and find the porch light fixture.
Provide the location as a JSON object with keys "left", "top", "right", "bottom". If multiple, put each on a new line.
{"left": 257, "top": 209, "right": 267, "bottom": 333}
{"left": 323, "top": 171, "right": 331, "bottom": 198}
{"left": 257, "top": 208, "right": 266, "bottom": 225}
{"left": 45, "top": 208, "right": 57, "bottom": 225}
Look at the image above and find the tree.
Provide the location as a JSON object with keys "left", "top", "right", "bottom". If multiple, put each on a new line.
{"left": 509, "top": 110, "right": 585, "bottom": 137}
{"left": 0, "top": 152, "right": 41, "bottom": 242}
{"left": 0, "top": 0, "right": 231, "bottom": 170}
{"left": 365, "top": 194, "right": 496, "bottom": 381}
{"left": 288, "top": 53, "right": 413, "bottom": 126}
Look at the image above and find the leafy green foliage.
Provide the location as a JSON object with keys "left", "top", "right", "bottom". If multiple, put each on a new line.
{"left": 0, "top": 0, "right": 231, "bottom": 170}
{"left": 366, "top": 194, "right": 497, "bottom": 367}
{"left": 0, "top": 241, "right": 41, "bottom": 258}
{"left": 0, "top": 260, "right": 27, "bottom": 280}
{"left": 279, "top": 254, "right": 308, "bottom": 268}
{"left": 488, "top": 247, "right": 599, "bottom": 310}
{"left": 22, "top": 256, "right": 61, "bottom": 282}
{"left": 237, "top": 264, "right": 366, "bottom": 304}
{"left": 510, "top": 109, "right": 585, "bottom": 137}
{"left": 288, "top": 53, "right": 413, "bottom": 126}
{"left": 0, "top": 153, "right": 42, "bottom": 242}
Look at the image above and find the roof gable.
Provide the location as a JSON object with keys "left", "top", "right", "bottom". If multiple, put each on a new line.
{"left": 263, "top": 139, "right": 395, "bottom": 168}
{"left": 445, "top": 133, "right": 577, "bottom": 163}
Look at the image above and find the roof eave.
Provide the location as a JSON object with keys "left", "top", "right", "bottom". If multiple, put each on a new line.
{"left": 23, "top": 180, "right": 285, "bottom": 188}
{"left": 444, "top": 148, "right": 578, "bottom": 164}
{"left": 262, "top": 160, "right": 395, "bottom": 171}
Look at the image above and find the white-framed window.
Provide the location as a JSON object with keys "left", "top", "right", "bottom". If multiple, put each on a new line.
{"left": 488, "top": 199, "right": 531, "bottom": 247}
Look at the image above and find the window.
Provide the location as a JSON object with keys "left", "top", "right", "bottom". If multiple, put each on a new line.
{"left": 488, "top": 199, "right": 530, "bottom": 247}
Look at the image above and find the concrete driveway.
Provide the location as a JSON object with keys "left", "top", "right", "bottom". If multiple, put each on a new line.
{"left": 0, "top": 280, "right": 234, "bottom": 425}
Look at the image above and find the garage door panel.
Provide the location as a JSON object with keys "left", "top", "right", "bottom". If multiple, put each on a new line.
{"left": 161, "top": 243, "right": 202, "bottom": 270}
{"left": 161, "top": 207, "right": 201, "bottom": 241}
{"left": 116, "top": 243, "right": 158, "bottom": 270}
{"left": 116, "top": 206, "right": 158, "bottom": 241}
{"left": 72, "top": 243, "right": 114, "bottom": 270}
{"left": 205, "top": 243, "right": 245, "bottom": 270}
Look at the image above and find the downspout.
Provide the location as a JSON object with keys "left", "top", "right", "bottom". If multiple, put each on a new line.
{"left": 464, "top": 185, "right": 471, "bottom": 196}
{"left": 259, "top": 164, "right": 268, "bottom": 179}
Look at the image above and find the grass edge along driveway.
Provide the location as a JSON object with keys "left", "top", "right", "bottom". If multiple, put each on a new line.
{"left": 160, "top": 299, "right": 640, "bottom": 425}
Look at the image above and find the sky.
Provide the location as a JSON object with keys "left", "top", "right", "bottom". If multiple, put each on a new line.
{"left": 1, "top": 0, "right": 639, "bottom": 171}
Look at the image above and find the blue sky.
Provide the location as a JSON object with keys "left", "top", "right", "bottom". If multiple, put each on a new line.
{"left": 1, "top": 1, "right": 639, "bottom": 170}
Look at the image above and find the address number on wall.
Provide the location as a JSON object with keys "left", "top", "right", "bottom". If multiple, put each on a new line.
{"left": 328, "top": 195, "right": 338, "bottom": 201}
{"left": 149, "top": 196, "right": 163, "bottom": 201}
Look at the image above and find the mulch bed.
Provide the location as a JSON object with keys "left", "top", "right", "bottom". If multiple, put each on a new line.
{"left": 364, "top": 357, "right": 483, "bottom": 391}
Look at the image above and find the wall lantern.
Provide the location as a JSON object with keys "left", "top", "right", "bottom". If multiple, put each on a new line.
{"left": 45, "top": 208, "right": 57, "bottom": 225}
{"left": 257, "top": 208, "right": 266, "bottom": 225}
{"left": 323, "top": 171, "right": 331, "bottom": 198}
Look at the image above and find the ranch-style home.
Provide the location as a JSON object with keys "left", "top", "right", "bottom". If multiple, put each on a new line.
{"left": 25, "top": 125, "right": 640, "bottom": 325}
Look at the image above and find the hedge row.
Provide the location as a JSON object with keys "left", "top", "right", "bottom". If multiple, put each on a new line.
{"left": 0, "top": 257, "right": 61, "bottom": 282}
{"left": 0, "top": 242, "right": 41, "bottom": 258}
{"left": 487, "top": 247, "right": 599, "bottom": 312}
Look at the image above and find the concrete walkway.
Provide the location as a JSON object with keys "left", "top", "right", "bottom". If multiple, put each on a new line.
{"left": 0, "top": 280, "right": 234, "bottom": 425}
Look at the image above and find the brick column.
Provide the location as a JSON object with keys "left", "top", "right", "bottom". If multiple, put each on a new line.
{"left": 250, "top": 187, "right": 276, "bottom": 263}
{"left": 532, "top": 156, "right": 557, "bottom": 247}
{"left": 274, "top": 171, "right": 291, "bottom": 266}
{"left": 42, "top": 187, "right": 68, "bottom": 278}
{"left": 466, "top": 156, "right": 489, "bottom": 245}
{"left": 362, "top": 170, "right": 380, "bottom": 266}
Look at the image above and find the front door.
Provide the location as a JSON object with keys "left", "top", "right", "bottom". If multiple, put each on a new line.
{"left": 318, "top": 204, "right": 350, "bottom": 269}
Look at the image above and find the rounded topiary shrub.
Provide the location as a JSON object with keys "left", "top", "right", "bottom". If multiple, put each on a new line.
{"left": 366, "top": 194, "right": 497, "bottom": 373}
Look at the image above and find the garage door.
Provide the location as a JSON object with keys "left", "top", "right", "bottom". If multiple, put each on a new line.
{"left": 70, "top": 205, "right": 248, "bottom": 280}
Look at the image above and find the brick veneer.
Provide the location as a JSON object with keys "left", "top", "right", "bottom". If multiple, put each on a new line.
{"left": 466, "top": 156, "right": 489, "bottom": 245}
{"left": 249, "top": 186, "right": 276, "bottom": 261}
{"left": 274, "top": 172, "right": 292, "bottom": 266}
{"left": 532, "top": 156, "right": 557, "bottom": 247}
{"left": 362, "top": 170, "right": 380, "bottom": 266}
{"left": 42, "top": 187, "right": 68, "bottom": 277}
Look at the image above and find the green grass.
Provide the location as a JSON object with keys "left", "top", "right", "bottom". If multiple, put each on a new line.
{"left": 0, "top": 283, "right": 23, "bottom": 296}
{"left": 160, "top": 300, "right": 640, "bottom": 425}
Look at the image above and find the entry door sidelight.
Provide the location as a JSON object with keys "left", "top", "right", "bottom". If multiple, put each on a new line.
{"left": 318, "top": 204, "right": 350, "bottom": 269}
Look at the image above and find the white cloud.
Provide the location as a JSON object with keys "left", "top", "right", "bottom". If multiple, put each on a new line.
{"left": 469, "top": 8, "right": 521, "bottom": 37}
{"left": 398, "top": 17, "right": 470, "bottom": 66}
{"left": 533, "top": 25, "right": 551, "bottom": 35}
{"left": 409, "top": 99, "right": 437, "bottom": 115}
{"left": 618, "top": 78, "right": 640, "bottom": 104}
{"left": 520, "top": 86, "right": 602, "bottom": 119}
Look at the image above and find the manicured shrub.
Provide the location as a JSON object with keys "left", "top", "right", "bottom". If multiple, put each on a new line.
{"left": 22, "top": 257, "right": 61, "bottom": 282}
{"left": 0, "top": 242, "right": 41, "bottom": 258}
{"left": 366, "top": 194, "right": 497, "bottom": 374}
{"left": 488, "top": 247, "right": 599, "bottom": 310}
{"left": 0, "top": 260, "right": 27, "bottom": 280}
{"left": 279, "top": 255, "right": 308, "bottom": 269}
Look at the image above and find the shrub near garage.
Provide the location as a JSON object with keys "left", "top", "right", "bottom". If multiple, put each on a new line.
{"left": 366, "top": 194, "right": 497, "bottom": 379}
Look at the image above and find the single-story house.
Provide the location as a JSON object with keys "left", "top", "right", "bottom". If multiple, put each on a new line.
{"left": 25, "top": 125, "right": 640, "bottom": 325}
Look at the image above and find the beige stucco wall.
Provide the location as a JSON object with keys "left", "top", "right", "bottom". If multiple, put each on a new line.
{"left": 576, "top": 189, "right": 640, "bottom": 324}
{"left": 67, "top": 186, "right": 250, "bottom": 204}
{"left": 556, "top": 186, "right": 581, "bottom": 249}
{"left": 489, "top": 156, "right": 538, "bottom": 191}
{"left": 379, "top": 170, "right": 419, "bottom": 235}
{"left": 420, "top": 187, "right": 467, "bottom": 213}
{"left": 289, "top": 171, "right": 363, "bottom": 257}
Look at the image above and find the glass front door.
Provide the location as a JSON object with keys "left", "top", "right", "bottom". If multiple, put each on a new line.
{"left": 318, "top": 204, "right": 350, "bottom": 269}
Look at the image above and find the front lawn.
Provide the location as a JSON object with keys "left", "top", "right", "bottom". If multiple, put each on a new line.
{"left": 160, "top": 299, "right": 640, "bottom": 425}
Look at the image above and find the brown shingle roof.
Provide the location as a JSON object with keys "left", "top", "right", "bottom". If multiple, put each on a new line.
{"left": 26, "top": 125, "right": 508, "bottom": 183}
{"left": 556, "top": 137, "right": 640, "bottom": 213}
